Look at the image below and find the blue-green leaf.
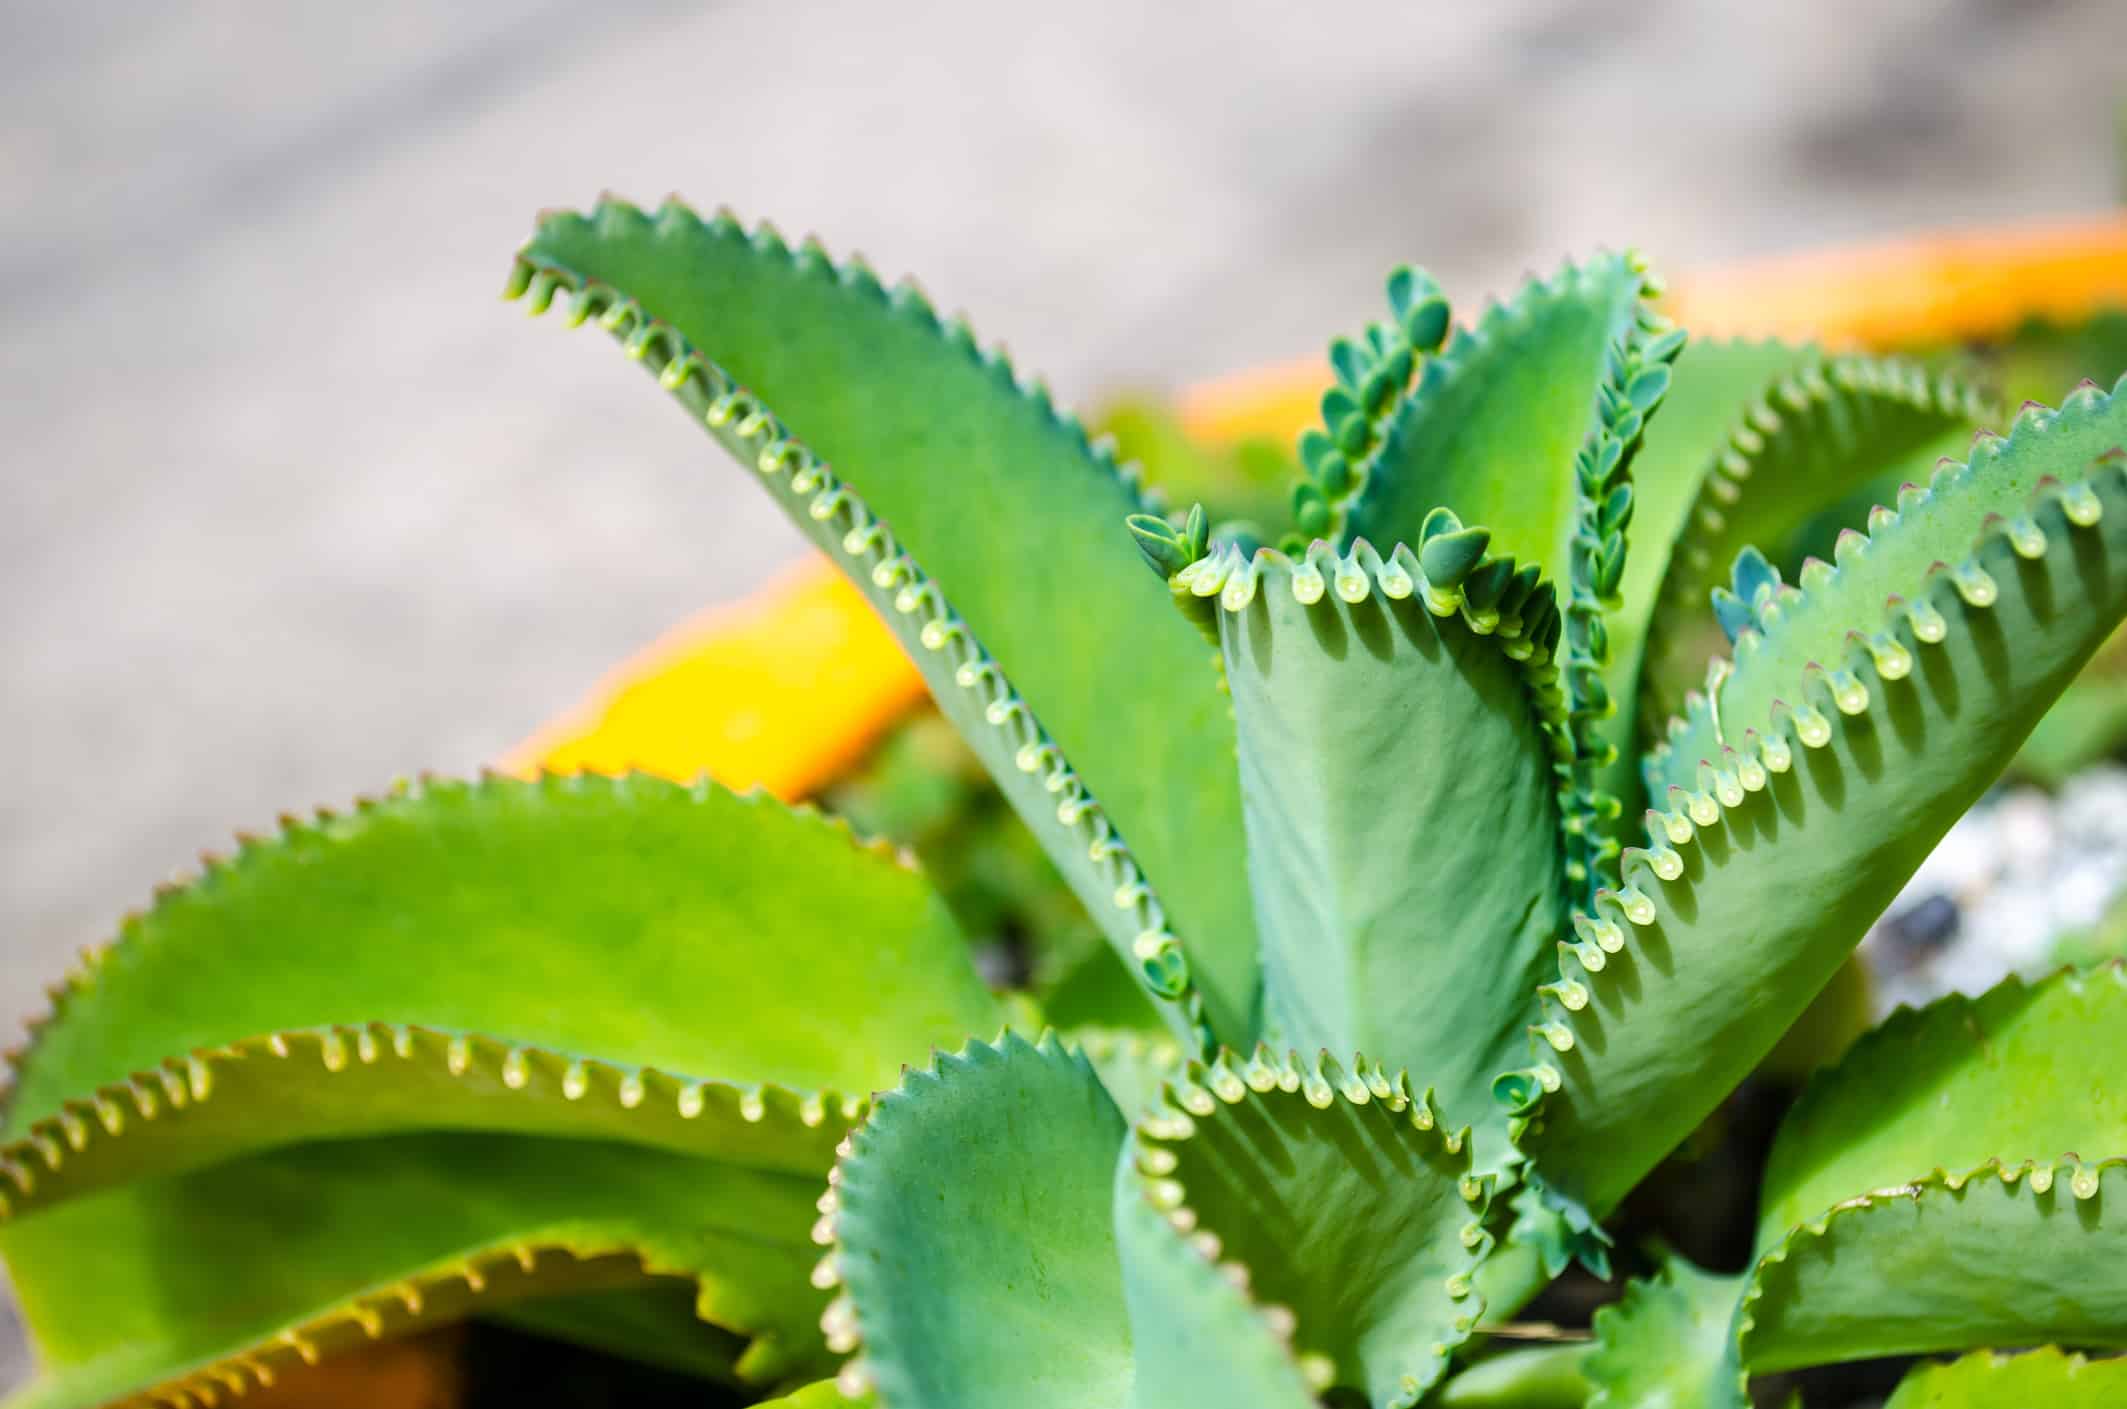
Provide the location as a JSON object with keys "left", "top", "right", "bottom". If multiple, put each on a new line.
{"left": 514, "top": 200, "right": 1259, "bottom": 1045}
{"left": 1204, "top": 542, "right": 1564, "bottom": 1138}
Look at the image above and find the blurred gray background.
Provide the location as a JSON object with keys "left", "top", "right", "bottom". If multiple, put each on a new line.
{"left": 1, "top": 0, "right": 2125, "bottom": 1379}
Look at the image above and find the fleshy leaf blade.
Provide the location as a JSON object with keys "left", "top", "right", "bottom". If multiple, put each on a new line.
{"left": 1735, "top": 966, "right": 2127, "bottom": 1381}
{"left": 515, "top": 201, "right": 1259, "bottom": 1044}
{"left": 0, "top": 1026, "right": 852, "bottom": 1221}
{"left": 1113, "top": 1191, "right": 1315, "bottom": 1409}
{"left": 758, "top": 1380, "right": 879, "bottom": 1409}
{"left": 1, "top": 1133, "right": 828, "bottom": 1409}
{"left": 1117, "top": 1048, "right": 1490, "bottom": 1407}
{"left": 1517, "top": 377, "right": 2127, "bottom": 1217}
{"left": 1594, "top": 336, "right": 1817, "bottom": 810}
{"left": 1542, "top": 967, "right": 2127, "bottom": 1405}
{"left": 1583, "top": 1256, "right": 1739, "bottom": 1409}
{"left": 1739, "top": 1161, "right": 2127, "bottom": 1380}
{"left": 1638, "top": 358, "right": 1993, "bottom": 758}
{"left": 823, "top": 1032, "right": 1132, "bottom": 1409}
{"left": 0, "top": 774, "right": 998, "bottom": 1202}
{"left": 1759, "top": 964, "right": 2127, "bottom": 1242}
{"left": 1208, "top": 541, "right": 1565, "bottom": 1137}
{"left": 1341, "top": 253, "right": 1660, "bottom": 587}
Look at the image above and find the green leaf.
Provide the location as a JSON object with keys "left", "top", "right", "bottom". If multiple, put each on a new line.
{"left": 1883, "top": 1348, "right": 2127, "bottom": 1409}
{"left": 0, "top": 1026, "right": 852, "bottom": 1222}
{"left": 1113, "top": 1186, "right": 1316, "bottom": 1409}
{"left": 1759, "top": 965, "right": 2127, "bottom": 1242}
{"left": 1528, "top": 968, "right": 2127, "bottom": 1405}
{"left": 822, "top": 1032, "right": 1132, "bottom": 1409}
{"left": 1341, "top": 253, "right": 1659, "bottom": 588}
{"left": 1594, "top": 337, "right": 1817, "bottom": 814}
{"left": 1582, "top": 1256, "right": 1740, "bottom": 1408}
{"left": 1516, "top": 377, "right": 2127, "bottom": 1217}
{"left": 0, "top": 774, "right": 998, "bottom": 1209}
{"left": 1550, "top": 301, "right": 1686, "bottom": 902}
{"left": 513, "top": 200, "right": 1259, "bottom": 1047}
{"left": 1636, "top": 357, "right": 1991, "bottom": 738}
{"left": 1641, "top": 382, "right": 2120, "bottom": 804}
{"left": 0, "top": 1133, "right": 828, "bottom": 1409}
{"left": 1117, "top": 1048, "right": 1489, "bottom": 1407}
{"left": 1738, "top": 1160, "right": 2127, "bottom": 1381}
{"left": 1205, "top": 543, "right": 1565, "bottom": 1136}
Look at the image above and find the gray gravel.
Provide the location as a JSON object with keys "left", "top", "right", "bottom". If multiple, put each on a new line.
{"left": 1865, "top": 767, "right": 2127, "bottom": 1013}
{"left": 4, "top": 0, "right": 2126, "bottom": 1391}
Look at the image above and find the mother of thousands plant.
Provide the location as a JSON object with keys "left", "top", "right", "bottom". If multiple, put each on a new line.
{"left": 6, "top": 197, "right": 2127, "bottom": 1409}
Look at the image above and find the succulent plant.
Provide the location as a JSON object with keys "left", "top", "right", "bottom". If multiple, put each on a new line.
{"left": 7, "top": 197, "right": 2127, "bottom": 1409}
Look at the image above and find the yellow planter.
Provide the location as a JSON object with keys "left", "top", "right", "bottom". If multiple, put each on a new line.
{"left": 504, "top": 561, "right": 925, "bottom": 801}
{"left": 515, "top": 214, "right": 2127, "bottom": 792}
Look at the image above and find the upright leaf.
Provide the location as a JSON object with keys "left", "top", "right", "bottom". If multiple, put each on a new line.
{"left": 1202, "top": 540, "right": 1564, "bottom": 1134}
{"left": 513, "top": 201, "right": 1259, "bottom": 1045}
{"left": 1594, "top": 336, "right": 1815, "bottom": 811}
{"left": 1340, "top": 253, "right": 1660, "bottom": 587}
{"left": 1511, "top": 377, "right": 2127, "bottom": 1217}
{"left": 1285, "top": 265, "right": 1450, "bottom": 541}
{"left": 1318, "top": 255, "right": 1676, "bottom": 903}
{"left": 1636, "top": 358, "right": 1990, "bottom": 734}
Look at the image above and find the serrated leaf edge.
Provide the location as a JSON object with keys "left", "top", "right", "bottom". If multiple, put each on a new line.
{"left": 1637, "top": 355, "right": 1995, "bottom": 743}
{"left": 1175, "top": 538, "right": 1569, "bottom": 770}
{"left": 1121, "top": 1045, "right": 1492, "bottom": 1407}
{"left": 1, "top": 771, "right": 914, "bottom": 1132}
{"left": 806, "top": 1028, "right": 1066, "bottom": 1404}
{"left": 96, "top": 1236, "right": 750, "bottom": 1409}
{"left": 0, "top": 1023, "right": 861, "bottom": 1222}
{"left": 518, "top": 196, "right": 1162, "bottom": 513}
{"left": 508, "top": 231, "right": 1218, "bottom": 1052}
{"left": 1645, "top": 375, "right": 2122, "bottom": 800}
{"left": 1731, "top": 1156, "right": 2127, "bottom": 1395}
{"left": 1315, "top": 252, "right": 1660, "bottom": 548}
{"left": 1557, "top": 266, "right": 1684, "bottom": 903}
{"left": 1767, "top": 960, "right": 2127, "bottom": 1201}
{"left": 1583, "top": 1254, "right": 1736, "bottom": 1409}
{"left": 1501, "top": 402, "right": 2127, "bottom": 1187}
